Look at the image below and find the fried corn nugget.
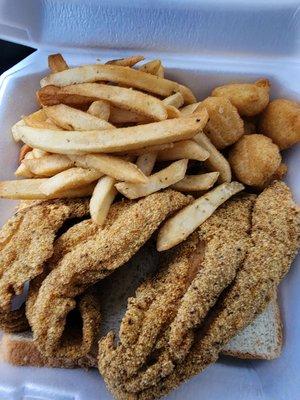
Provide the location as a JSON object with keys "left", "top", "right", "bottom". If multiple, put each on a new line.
{"left": 229, "top": 134, "right": 281, "bottom": 188}
{"left": 259, "top": 98, "right": 300, "bottom": 149}
{"left": 196, "top": 97, "right": 244, "bottom": 149}
{"left": 30, "top": 191, "right": 191, "bottom": 360}
{"left": 212, "top": 79, "right": 270, "bottom": 117}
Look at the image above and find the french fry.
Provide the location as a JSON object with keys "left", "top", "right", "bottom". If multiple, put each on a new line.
{"left": 157, "top": 140, "right": 209, "bottom": 162}
{"left": 157, "top": 65, "right": 164, "bottom": 78}
{"left": 163, "top": 93, "right": 184, "bottom": 109}
{"left": 48, "top": 54, "right": 69, "bottom": 72}
{"left": 157, "top": 181, "right": 244, "bottom": 251}
{"left": 87, "top": 100, "right": 110, "bottom": 121}
{"left": 194, "top": 132, "right": 232, "bottom": 183}
{"left": 0, "top": 179, "right": 95, "bottom": 200}
{"left": 89, "top": 176, "right": 117, "bottom": 225}
{"left": 15, "top": 163, "right": 35, "bottom": 178}
{"left": 24, "top": 150, "right": 35, "bottom": 160}
{"left": 23, "top": 154, "right": 74, "bottom": 177}
{"left": 180, "top": 102, "right": 201, "bottom": 115}
{"left": 109, "top": 107, "right": 149, "bottom": 125}
{"left": 171, "top": 172, "right": 219, "bottom": 192}
{"left": 19, "top": 144, "right": 32, "bottom": 162}
{"left": 136, "top": 153, "right": 157, "bottom": 176}
{"left": 15, "top": 111, "right": 209, "bottom": 154}
{"left": 119, "top": 143, "right": 174, "bottom": 156}
{"left": 115, "top": 159, "right": 188, "bottom": 199}
{"left": 44, "top": 104, "right": 114, "bottom": 130}
{"left": 106, "top": 55, "right": 144, "bottom": 67}
{"left": 69, "top": 154, "right": 148, "bottom": 183}
{"left": 38, "top": 83, "right": 168, "bottom": 122}
{"left": 40, "top": 64, "right": 196, "bottom": 104}
{"left": 166, "top": 105, "right": 181, "bottom": 119}
{"left": 139, "top": 60, "right": 161, "bottom": 75}
{"left": 37, "top": 85, "right": 95, "bottom": 108}
{"left": 23, "top": 109, "right": 62, "bottom": 130}
{"left": 31, "top": 149, "right": 49, "bottom": 158}
{"left": 39, "top": 167, "right": 103, "bottom": 196}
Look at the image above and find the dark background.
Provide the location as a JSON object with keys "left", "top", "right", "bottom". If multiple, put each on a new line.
{"left": 0, "top": 39, "right": 35, "bottom": 75}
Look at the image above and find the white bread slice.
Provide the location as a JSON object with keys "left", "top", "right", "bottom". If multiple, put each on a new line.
{"left": 222, "top": 296, "right": 283, "bottom": 360}
{"left": 0, "top": 331, "right": 97, "bottom": 368}
{"left": 0, "top": 298, "right": 282, "bottom": 368}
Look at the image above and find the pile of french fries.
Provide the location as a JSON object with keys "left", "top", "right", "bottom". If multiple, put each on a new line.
{"left": 0, "top": 53, "right": 244, "bottom": 250}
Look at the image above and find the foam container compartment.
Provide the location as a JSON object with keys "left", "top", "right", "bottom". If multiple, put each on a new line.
{"left": 0, "top": 1, "right": 299, "bottom": 399}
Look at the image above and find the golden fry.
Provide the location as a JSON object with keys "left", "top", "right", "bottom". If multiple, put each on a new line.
{"left": 157, "top": 182, "right": 244, "bottom": 251}
{"left": 69, "top": 154, "right": 148, "bottom": 183}
{"left": 0, "top": 179, "right": 95, "bottom": 200}
{"left": 157, "top": 140, "right": 209, "bottom": 162}
{"left": 194, "top": 132, "right": 232, "bottom": 183}
{"left": 48, "top": 54, "right": 69, "bottom": 72}
{"left": 171, "top": 172, "right": 219, "bottom": 191}
{"left": 23, "top": 154, "right": 74, "bottom": 177}
{"left": 89, "top": 176, "right": 117, "bottom": 225}
{"left": 115, "top": 159, "right": 188, "bottom": 199}
{"left": 139, "top": 60, "right": 161, "bottom": 75}
{"left": 87, "top": 100, "right": 110, "bottom": 121}
{"left": 44, "top": 104, "right": 114, "bottom": 130}
{"left": 106, "top": 55, "right": 144, "bottom": 67}
{"left": 15, "top": 112, "right": 209, "bottom": 154}
{"left": 136, "top": 153, "right": 157, "bottom": 176}
{"left": 39, "top": 167, "right": 103, "bottom": 196}
{"left": 39, "top": 83, "right": 168, "bottom": 122}
{"left": 40, "top": 64, "right": 196, "bottom": 104}
{"left": 163, "top": 93, "right": 184, "bottom": 109}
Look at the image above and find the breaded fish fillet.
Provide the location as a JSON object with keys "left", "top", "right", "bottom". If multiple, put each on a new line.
{"left": 26, "top": 201, "right": 130, "bottom": 359}
{"left": 98, "top": 194, "right": 254, "bottom": 393}
{"left": 124, "top": 181, "right": 299, "bottom": 400}
{"left": 0, "top": 305, "right": 29, "bottom": 333}
{"left": 29, "top": 190, "right": 191, "bottom": 361}
{"left": 0, "top": 198, "right": 90, "bottom": 311}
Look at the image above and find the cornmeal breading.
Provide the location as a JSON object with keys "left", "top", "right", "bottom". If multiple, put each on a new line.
{"left": 29, "top": 190, "right": 191, "bottom": 361}
{"left": 98, "top": 182, "right": 299, "bottom": 400}
{"left": 134, "top": 182, "right": 300, "bottom": 400}
{"left": 98, "top": 194, "right": 254, "bottom": 393}
{"left": 0, "top": 198, "right": 90, "bottom": 311}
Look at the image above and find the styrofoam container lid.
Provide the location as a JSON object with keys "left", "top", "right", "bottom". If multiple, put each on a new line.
{"left": 0, "top": 0, "right": 300, "bottom": 57}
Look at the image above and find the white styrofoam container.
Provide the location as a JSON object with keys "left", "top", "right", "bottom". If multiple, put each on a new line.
{"left": 0, "top": 1, "right": 299, "bottom": 400}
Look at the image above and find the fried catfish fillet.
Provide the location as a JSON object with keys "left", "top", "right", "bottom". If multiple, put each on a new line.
{"left": 0, "top": 198, "right": 90, "bottom": 312}
{"left": 115, "top": 181, "right": 299, "bottom": 400}
{"left": 29, "top": 190, "right": 191, "bottom": 361}
{"left": 0, "top": 305, "right": 29, "bottom": 333}
{"left": 98, "top": 194, "right": 254, "bottom": 393}
{"left": 26, "top": 201, "right": 129, "bottom": 358}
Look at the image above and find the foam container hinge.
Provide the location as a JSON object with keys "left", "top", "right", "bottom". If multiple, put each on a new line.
{"left": 0, "top": 1, "right": 299, "bottom": 400}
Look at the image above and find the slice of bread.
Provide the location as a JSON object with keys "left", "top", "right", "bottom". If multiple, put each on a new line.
{"left": 0, "top": 298, "right": 283, "bottom": 368}
{"left": 222, "top": 296, "right": 283, "bottom": 360}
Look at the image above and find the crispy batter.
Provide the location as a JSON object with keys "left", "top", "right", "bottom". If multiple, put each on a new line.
{"left": 26, "top": 202, "right": 131, "bottom": 359}
{"left": 0, "top": 305, "right": 29, "bottom": 333}
{"left": 129, "top": 181, "right": 299, "bottom": 400}
{"left": 98, "top": 194, "right": 254, "bottom": 393}
{"left": 0, "top": 198, "right": 90, "bottom": 311}
{"left": 29, "top": 190, "right": 191, "bottom": 360}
